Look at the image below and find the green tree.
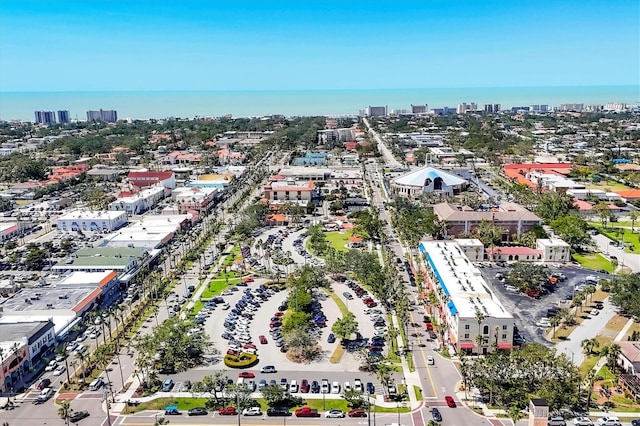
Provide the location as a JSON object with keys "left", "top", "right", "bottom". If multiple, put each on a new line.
{"left": 550, "top": 216, "right": 591, "bottom": 249}
{"left": 472, "top": 220, "right": 505, "bottom": 246}
{"left": 594, "top": 202, "right": 613, "bottom": 229}
{"left": 58, "top": 400, "right": 72, "bottom": 426}
{"left": 506, "top": 262, "right": 548, "bottom": 291}
{"left": 608, "top": 273, "right": 640, "bottom": 318}
{"left": 535, "top": 192, "right": 575, "bottom": 222}
{"left": 342, "top": 388, "right": 366, "bottom": 408}
{"left": 261, "top": 384, "right": 286, "bottom": 406}
{"left": 507, "top": 405, "right": 524, "bottom": 425}
{"left": 581, "top": 337, "right": 599, "bottom": 355}
{"left": 331, "top": 312, "right": 359, "bottom": 340}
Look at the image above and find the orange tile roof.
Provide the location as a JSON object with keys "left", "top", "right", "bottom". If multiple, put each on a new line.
{"left": 616, "top": 189, "right": 640, "bottom": 199}
{"left": 573, "top": 200, "right": 593, "bottom": 210}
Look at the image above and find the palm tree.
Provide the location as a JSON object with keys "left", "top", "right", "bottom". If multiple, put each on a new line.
{"left": 581, "top": 337, "right": 599, "bottom": 355}
{"left": 58, "top": 400, "right": 72, "bottom": 426}
{"left": 602, "top": 343, "right": 621, "bottom": 370}
{"left": 507, "top": 405, "right": 523, "bottom": 425}
{"left": 550, "top": 315, "right": 562, "bottom": 338}
{"left": 475, "top": 310, "right": 485, "bottom": 355}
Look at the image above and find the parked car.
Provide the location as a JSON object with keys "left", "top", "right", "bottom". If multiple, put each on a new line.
{"left": 326, "top": 409, "right": 346, "bottom": 418}
{"left": 242, "top": 407, "right": 262, "bottom": 416}
{"left": 267, "top": 407, "right": 291, "bottom": 417}
{"left": 348, "top": 408, "right": 367, "bottom": 418}
{"left": 261, "top": 365, "right": 277, "bottom": 373}
{"left": 238, "top": 372, "right": 255, "bottom": 378}
{"left": 161, "top": 378, "right": 174, "bottom": 392}
{"left": 547, "top": 416, "right": 566, "bottom": 426}
{"left": 597, "top": 417, "right": 621, "bottom": 426}
{"left": 44, "top": 360, "right": 58, "bottom": 372}
{"left": 572, "top": 418, "right": 594, "bottom": 426}
{"left": 366, "top": 382, "right": 375, "bottom": 394}
{"left": 187, "top": 407, "right": 208, "bottom": 416}
{"left": 218, "top": 406, "right": 237, "bottom": 415}
{"left": 327, "top": 333, "right": 336, "bottom": 343}
{"left": 37, "top": 378, "right": 51, "bottom": 390}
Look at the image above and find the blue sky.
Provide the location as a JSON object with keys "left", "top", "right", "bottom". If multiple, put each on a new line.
{"left": 1, "top": 0, "right": 638, "bottom": 91}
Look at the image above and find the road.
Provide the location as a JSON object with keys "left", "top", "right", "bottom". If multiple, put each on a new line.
{"left": 362, "top": 118, "right": 402, "bottom": 169}
{"left": 362, "top": 156, "right": 492, "bottom": 426}
{"left": 591, "top": 234, "right": 640, "bottom": 273}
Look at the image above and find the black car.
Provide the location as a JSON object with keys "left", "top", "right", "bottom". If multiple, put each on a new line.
{"left": 631, "top": 419, "right": 640, "bottom": 426}
{"left": 187, "top": 407, "right": 208, "bottom": 416}
{"left": 310, "top": 380, "right": 320, "bottom": 393}
{"left": 69, "top": 411, "right": 90, "bottom": 422}
{"left": 267, "top": 407, "right": 292, "bottom": 416}
{"left": 432, "top": 407, "right": 442, "bottom": 422}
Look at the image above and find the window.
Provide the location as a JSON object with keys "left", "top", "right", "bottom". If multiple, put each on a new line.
{"left": 502, "top": 325, "right": 507, "bottom": 330}
{"left": 483, "top": 325, "right": 489, "bottom": 335}
{"left": 464, "top": 333, "right": 469, "bottom": 339}
{"left": 464, "top": 324, "right": 470, "bottom": 330}
{"left": 502, "top": 334, "right": 507, "bottom": 339}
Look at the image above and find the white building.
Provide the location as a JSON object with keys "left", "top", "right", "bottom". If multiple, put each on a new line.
{"left": 317, "top": 128, "right": 355, "bottom": 147}
{"left": 567, "top": 189, "right": 624, "bottom": 202}
{"left": 390, "top": 166, "right": 468, "bottom": 198}
{"left": 57, "top": 210, "right": 128, "bottom": 233}
{"left": 108, "top": 185, "right": 166, "bottom": 215}
{"left": 172, "top": 186, "right": 218, "bottom": 213}
{"left": 419, "top": 240, "right": 514, "bottom": 354}
{"left": 536, "top": 238, "right": 571, "bottom": 262}
{"left": 455, "top": 239, "right": 485, "bottom": 262}
{"left": 103, "top": 214, "right": 191, "bottom": 249}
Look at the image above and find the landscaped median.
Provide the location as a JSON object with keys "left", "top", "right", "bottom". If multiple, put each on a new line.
{"left": 572, "top": 253, "right": 613, "bottom": 272}
{"left": 223, "top": 352, "right": 259, "bottom": 369}
{"left": 122, "top": 396, "right": 411, "bottom": 415}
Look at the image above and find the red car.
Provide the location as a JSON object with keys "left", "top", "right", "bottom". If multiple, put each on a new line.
{"left": 300, "top": 379, "right": 310, "bottom": 393}
{"left": 348, "top": 408, "right": 367, "bottom": 417}
{"left": 273, "top": 312, "right": 284, "bottom": 317}
{"left": 243, "top": 343, "right": 256, "bottom": 349}
{"left": 259, "top": 335, "right": 268, "bottom": 344}
{"left": 445, "top": 395, "right": 456, "bottom": 408}
{"left": 218, "top": 406, "right": 237, "bottom": 415}
{"left": 226, "top": 349, "right": 239, "bottom": 356}
{"left": 243, "top": 277, "right": 254, "bottom": 283}
{"left": 270, "top": 321, "right": 282, "bottom": 328}
{"left": 238, "top": 372, "right": 255, "bottom": 378}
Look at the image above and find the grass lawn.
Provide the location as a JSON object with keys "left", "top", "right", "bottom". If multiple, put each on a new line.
{"left": 572, "top": 253, "right": 613, "bottom": 272}
{"left": 579, "top": 355, "right": 599, "bottom": 377}
{"left": 593, "top": 225, "right": 640, "bottom": 254}
{"left": 597, "top": 365, "right": 616, "bottom": 380}
{"left": 326, "top": 290, "right": 349, "bottom": 316}
{"left": 604, "top": 315, "right": 629, "bottom": 335}
{"left": 585, "top": 181, "right": 632, "bottom": 192}
{"left": 325, "top": 230, "right": 353, "bottom": 252}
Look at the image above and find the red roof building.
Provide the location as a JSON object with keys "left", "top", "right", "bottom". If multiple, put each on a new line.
{"left": 127, "top": 171, "right": 176, "bottom": 190}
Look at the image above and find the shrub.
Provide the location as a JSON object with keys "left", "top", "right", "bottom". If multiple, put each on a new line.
{"left": 223, "top": 352, "right": 258, "bottom": 368}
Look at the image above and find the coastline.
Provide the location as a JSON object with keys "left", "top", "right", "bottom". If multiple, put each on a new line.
{"left": 1, "top": 85, "right": 638, "bottom": 121}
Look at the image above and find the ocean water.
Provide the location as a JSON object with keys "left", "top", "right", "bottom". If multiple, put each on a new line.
{"left": 0, "top": 86, "right": 638, "bottom": 121}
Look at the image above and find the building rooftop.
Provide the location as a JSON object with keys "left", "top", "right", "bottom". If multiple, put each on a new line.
{"left": 0, "top": 321, "right": 53, "bottom": 344}
{"left": 433, "top": 202, "right": 541, "bottom": 223}
{"left": 419, "top": 240, "right": 513, "bottom": 319}
{"left": 57, "top": 209, "right": 127, "bottom": 221}
{"left": 392, "top": 166, "right": 468, "bottom": 188}
{"left": 0, "top": 287, "right": 99, "bottom": 313}
{"left": 54, "top": 246, "right": 145, "bottom": 269}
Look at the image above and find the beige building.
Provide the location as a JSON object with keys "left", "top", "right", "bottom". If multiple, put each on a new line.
{"left": 536, "top": 238, "right": 571, "bottom": 262}
{"left": 433, "top": 202, "right": 542, "bottom": 240}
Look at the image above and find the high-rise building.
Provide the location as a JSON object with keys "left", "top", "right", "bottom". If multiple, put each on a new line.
{"left": 57, "top": 110, "right": 70, "bottom": 123}
{"left": 558, "top": 104, "right": 584, "bottom": 112}
{"left": 87, "top": 109, "right": 118, "bottom": 122}
{"left": 530, "top": 105, "right": 549, "bottom": 113}
{"left": 34, "top": 110, "right": 56, "bottom": 124}
{"left": 456, "top": 102, "right": 477, "bottom": 114}
{"left": 410, "top": 104, "right": 428, "bottom": 114}
{"left": 365, "top": 105, "right": 387, "bottom": 117}
{"left": 483, "top": 104, "right": 501, "bottom": 113}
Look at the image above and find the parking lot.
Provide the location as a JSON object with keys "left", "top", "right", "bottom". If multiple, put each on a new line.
{"left": 479, "top": 263, "right": 611, "bottom": 345}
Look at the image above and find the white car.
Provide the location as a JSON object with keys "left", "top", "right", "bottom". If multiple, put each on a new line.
{"left": 427, "top": 356, "right": 435, "bottom": 365}
{"left": 354, "top": 379, "right": 363, "bottom": 392}
{"left": 597, "top": 417, "right": 621, "bottom": 426}
{"left": 325, "top": 409, "right": 346, "bottom": 418}
{"left": 53, "top": 365, "right": 67, "bottom": 376}
{"left": 242, "top": 407, "right": 262, "bottom": 416}
{"left": 331, "top": 381, "right": 340, "bottom": 394}
{"left": 343, "top": 381, "right": 352, "bottom": 392}
{"left": 44, "top": 360, "right": 58, "bottom": 371}
{"left": 289, "top": 380, "right": 298, "bottom": 393}
{"left": 572, "top": 417, "right": 594, "bottom": 426}
{"left": 321, "top": 379, "right": 330, "bottom": 394}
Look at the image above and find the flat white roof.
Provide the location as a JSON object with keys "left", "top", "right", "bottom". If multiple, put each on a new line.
{"left": 58, "top": 271, "right": 115, "bottom": 286}
{"left": 58, "top": 209, "right": 127, "bottom": 221}
{"left": 419, "top": 240, "right": 512, "bottom": 320}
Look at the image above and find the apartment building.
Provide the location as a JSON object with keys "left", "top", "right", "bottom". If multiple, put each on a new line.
{"left": 419, "top": 240, "right": 514, "bottom": 354}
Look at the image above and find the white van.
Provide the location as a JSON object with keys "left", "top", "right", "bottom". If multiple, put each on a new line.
{"left": 505, "top": 285, "right": 518, "bottom": 292}
{"left": 88, "top": 377, "right": 104, "bottom": 391}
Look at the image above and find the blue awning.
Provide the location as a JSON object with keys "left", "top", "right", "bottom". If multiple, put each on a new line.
{"left": 426, "top": 253, "right": 450, "bottom": 297}
{"left": 447, "top": 301, "right": 458, "bottom": 316}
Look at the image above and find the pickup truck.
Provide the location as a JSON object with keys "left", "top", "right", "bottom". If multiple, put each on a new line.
{"left": 295, "top": 407, "right": 321, "bottom": 417}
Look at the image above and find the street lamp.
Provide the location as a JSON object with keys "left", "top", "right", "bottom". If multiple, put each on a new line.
{"left": 103, "top": 389, "right": 113, "bottom": 426}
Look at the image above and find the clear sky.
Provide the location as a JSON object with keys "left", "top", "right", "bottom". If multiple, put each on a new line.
{"left": 1, "top": 0, "right": 638, "bottom": 91}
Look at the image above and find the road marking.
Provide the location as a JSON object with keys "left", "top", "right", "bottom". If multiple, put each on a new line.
{"left": 409, "top": 311, "right": 438, "bottom": 397}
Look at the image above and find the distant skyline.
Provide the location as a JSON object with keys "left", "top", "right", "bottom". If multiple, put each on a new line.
{"left": 1, "top": 0, "right": 638, "bottom": 92}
